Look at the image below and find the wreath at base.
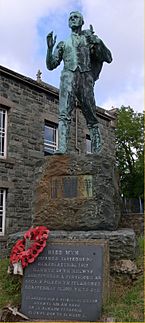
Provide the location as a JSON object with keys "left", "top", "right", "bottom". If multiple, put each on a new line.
{"left": 9, "top": 226, "right": 50, "bottom": 274}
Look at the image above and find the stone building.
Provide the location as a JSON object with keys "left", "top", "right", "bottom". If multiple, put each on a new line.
{"left": 0, "top": 64, "right": 116, "bottom": 256}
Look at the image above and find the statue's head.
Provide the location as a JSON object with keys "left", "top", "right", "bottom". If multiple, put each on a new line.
{"left": 68, "top": 11, "right": 84, "bottom": 29}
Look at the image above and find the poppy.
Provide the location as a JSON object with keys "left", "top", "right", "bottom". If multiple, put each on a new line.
{"left": 10, "top": 226, "right": 50, "bottom": 269}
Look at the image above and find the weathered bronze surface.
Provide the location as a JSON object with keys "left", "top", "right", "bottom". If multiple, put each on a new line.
{"left": 21, "top": 239, "right": 109, "bottom": 321}
{"left": 46, "top": 11, "right": 112, "bottom": 154}
{"left": 50, "top": 175, "right": 92, "bottom": 199}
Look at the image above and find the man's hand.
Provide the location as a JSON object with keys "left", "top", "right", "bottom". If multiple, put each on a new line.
{"left": 86, "top": 25, "right": 101, "bottom": 46}
{"left": 46, "top": 31, "right": 57, "bottom": 49}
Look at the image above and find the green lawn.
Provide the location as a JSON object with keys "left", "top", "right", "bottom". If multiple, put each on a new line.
{"left": 102, "top": 236, "right": 144, "bottom": 322}
{"left": 102, "top": 274, "right": 144, "bottom": 322}
{"left": 0, "top": 258, "right": 22, "bottom": 308}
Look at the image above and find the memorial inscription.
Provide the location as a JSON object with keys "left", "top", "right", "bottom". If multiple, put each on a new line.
{"left": 49, "top": 175, "right": 93, "bottom": 199}
{"left": 21, "top": 240, "right": 109, "bottom": 321}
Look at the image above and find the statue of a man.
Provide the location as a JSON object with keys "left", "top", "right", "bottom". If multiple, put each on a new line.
{"left": 46, "top": 11, "right": 112, "bottom": 154}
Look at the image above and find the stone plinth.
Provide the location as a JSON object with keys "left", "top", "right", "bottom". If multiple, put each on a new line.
{"left": 8, "top": 228, "right": 136, "bottom": 261}
{"left": 48, "top": 229, "right": 136, "bottom": 261}
{"left": 33, "top": 154, "right": 121, "bottom": 231}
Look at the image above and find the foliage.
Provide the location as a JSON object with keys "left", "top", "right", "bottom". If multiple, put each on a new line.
{"left": 115, "top": 106, "right": 144, "bottom": 198}
{"left": 0, "top": 258, "right": 21, "bottom": 308}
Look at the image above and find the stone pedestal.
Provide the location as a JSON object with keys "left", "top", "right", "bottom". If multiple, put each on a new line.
{"left": 48, "top": 229, "right": 136, "bottom": 261}
{"left": 8, "top": 228, "right": 136, "bottom": 262}
{"left": 33, "top": 154, "right": 121, "bottom": 230}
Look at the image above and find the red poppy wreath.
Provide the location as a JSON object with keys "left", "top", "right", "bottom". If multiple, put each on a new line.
{"left": 9, "top": 226, "right": 50, "bottom": 275}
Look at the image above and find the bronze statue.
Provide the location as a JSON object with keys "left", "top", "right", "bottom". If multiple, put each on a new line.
{"left": 46, "top": 11, "right": 112, "bottom": 154}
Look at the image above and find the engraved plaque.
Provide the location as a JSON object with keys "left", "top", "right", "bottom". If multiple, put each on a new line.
{"left": 21, "top": 240, "right": 109, "bottom": 321}
{"left": 49, "top": 175, "right": 93, "bottom": 199}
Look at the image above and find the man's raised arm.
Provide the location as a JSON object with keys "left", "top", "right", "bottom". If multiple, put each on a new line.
{"left": 46, "top": 31, "right": 64, "bottom": 70}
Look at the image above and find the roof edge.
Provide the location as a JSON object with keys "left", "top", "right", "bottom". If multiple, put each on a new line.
{"left": 0, "top": 65, "right": 115, "bottom": 121}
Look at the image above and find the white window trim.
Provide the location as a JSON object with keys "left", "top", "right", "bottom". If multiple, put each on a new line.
{"left": 44, "top": 122, "right": 58, "bottom": 154}
{"left": 0, "top": 189, "right": 6, "bottom": 236}
{"left": 0, "top": 108, "right": 7, "bottom": 159}
{"left": 56, "top": 127, "right": 58, "bottom": 150}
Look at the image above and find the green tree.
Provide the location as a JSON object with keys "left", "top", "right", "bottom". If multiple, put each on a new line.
{"left": 115, "top": 106, "right": 144, "bottom": 198}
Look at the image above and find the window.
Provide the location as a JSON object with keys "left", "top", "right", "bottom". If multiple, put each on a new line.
{"left": 44, "top": 121, "right": 58, "bottom": 155}
{"left": 86, "top": 134, "right": 92, "bottom": 154}
{"left": 0, "top": 108, "right": 7, "bottom": 158}
{"left": 0, "top": 189, "right": 6, "bottom": 235}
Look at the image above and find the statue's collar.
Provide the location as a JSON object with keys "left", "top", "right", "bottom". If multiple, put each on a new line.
{"left": 71, "top": 31, "right": 82, "bottom": 37}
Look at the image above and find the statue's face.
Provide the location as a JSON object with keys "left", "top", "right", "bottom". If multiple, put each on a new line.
{"left": 69, "top": 12, "right": 83, "bottom": 29}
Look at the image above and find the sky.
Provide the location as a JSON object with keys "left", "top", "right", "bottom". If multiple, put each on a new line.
{"left": 0, "top": 0, "right": 144, "bottom": 112}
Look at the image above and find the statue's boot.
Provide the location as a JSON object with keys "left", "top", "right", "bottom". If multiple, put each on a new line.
{"left": 55, "top": 120, "right": 69, "bottom": 154}
{"left": 88, "top": 125, "right": 102, "bottom": 153}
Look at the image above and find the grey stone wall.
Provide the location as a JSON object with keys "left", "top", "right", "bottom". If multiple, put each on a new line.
{"left": 119, "top": 213, "right": 144, "bottom": 236}
{"left": 0, "top": 238, "right": 8, "bottom": 258}
{"left": 0, "top": 70, "right": 58, "bottom": 241}
{"left": 0, "top": 65, "right": 116, "bottom": 254}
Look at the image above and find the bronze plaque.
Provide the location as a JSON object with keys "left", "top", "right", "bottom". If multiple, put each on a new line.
{"left": 49, "top": 175, "right": 93, "bottom": 199}
{"left": 21, "top": 240, "right": 109, "bottom": 321}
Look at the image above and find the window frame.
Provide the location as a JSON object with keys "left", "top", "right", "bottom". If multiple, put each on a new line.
{"left": 44, "top": 121, "right": 58, "bottom": 155}
{"left": 0, "top": 189, "right": 6, "bottom": 236}
{"left": 86, "top": 134, "right": 92, "bottom": 154}
{"left": 0, "top": 107, "right": 7, "bottom": 159}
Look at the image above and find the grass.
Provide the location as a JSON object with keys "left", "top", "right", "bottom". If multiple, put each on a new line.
{"left": 0, "top": 258, "right": 22, "bottom": 309}
{"left": 103, "top": 275, "right": 144, "bottom": 322}
{"left": 0, "top": 236, "right": 144, "bottom": 322}
{"left": 102, "top": 236, "right": 144, "bottom": 322}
